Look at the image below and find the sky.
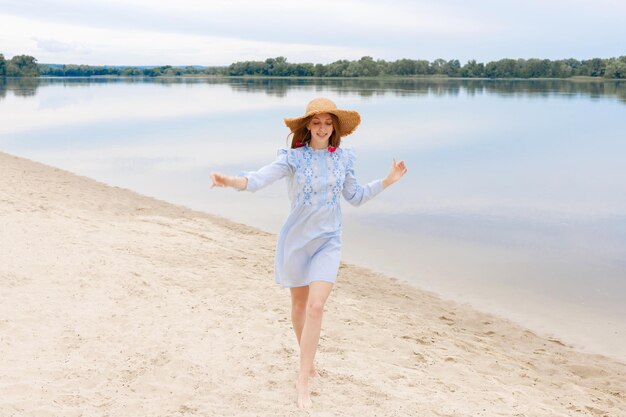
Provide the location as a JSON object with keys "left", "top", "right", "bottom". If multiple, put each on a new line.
{"left": 0, "top": 0, "right": 625, "bottom": 66}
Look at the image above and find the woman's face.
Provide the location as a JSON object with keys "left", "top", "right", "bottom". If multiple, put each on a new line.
{"left": 307, "top": 113, "right": 334, "bottom": 148}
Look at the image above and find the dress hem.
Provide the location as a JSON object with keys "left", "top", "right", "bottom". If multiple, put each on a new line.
{"left": 277, "top": 278, "right": 336, "bottom": 289}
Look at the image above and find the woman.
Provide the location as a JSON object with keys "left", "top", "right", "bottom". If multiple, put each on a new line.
{"left": 210, "top": 97, "right": 407, "bottom": 409}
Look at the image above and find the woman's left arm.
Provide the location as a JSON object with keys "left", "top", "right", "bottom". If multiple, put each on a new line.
{"left": 382, "top": 158, "right": 408, "bottom": 189}
{"left": 342, "top": 149, "right": 408, "bottom": 207}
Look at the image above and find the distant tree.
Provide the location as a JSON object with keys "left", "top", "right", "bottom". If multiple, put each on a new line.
{"left": 265, "top": 56, "right": 289, "bottom": 75}
{"left": 142, "top": 67, "right": 161, "bottom": 77}
{"left": 460, "top": 60, "right": 485, "bottom": 77}
{"left": 163, "top": 67, "right": 183, "bottom": 76}
{"left": 340, "top": 61, "right": 358, "bottom": 77}
{"left": 524, "top": 59, "right": 551, "bottom": 77}
{"left": 356, "top": 56, "right": 381, "bottom": 76}
{"left": 293, "top": 63, "right": 314, "bottom": 76}
{"left": 203, "top": 66, "right": 226, "bottom": 75}
{"left": 376, "top": 59, "right": 389, "bottom": 75}
{"left": 325, "top": 60, "right": 350, "bottom": 77}
{"left": 562, "top": 58, "right": 581, "bottom": 75}
{"left": 604, "top": 58, "right": 626, "bottom": 79}
{"left": 39, "top": 63, "right": 121, "bottom": 76}
{"left": 583, "top": 58, "right": 605, "bottom": 77}
{"left": 121, "top": 67, "right": 141, "bottom": 76}
{"left": 550, "top": 60, "right": 573, "bottom": 78}
{"left": 484, "top": 61, "right": 499, "bottom": 78}
{"left": 389, "top": 58, "right": 414, "bottom": 76}
{"left": 64, "top": 64, "right": 96, "bottom": 76}
{"left": 0, "top": 53, "right": 5, "bottom": 76}
{"left": 6, "top": 55, "right": 39, "bottom": 76}
{"left": 228, "top": 60, "right": 265, "bottom": 76}
{"left": 313, "top": 63, "right": 326, "bottom": 77}
{"left": 417, "top": 60, "right": 431, "bottom": 75}
{"left": 495, "top": 59, "right": 520, "bottom": 78}
{"left": 445, "top": 59, "right": 461, "bottom": 77}
{"left": 430, "top": 58, "right": 448, "bottom": 75}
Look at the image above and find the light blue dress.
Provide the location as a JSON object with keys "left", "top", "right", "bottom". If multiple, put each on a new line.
{"left": 239, "top": 143, "right": 384, "bottom": 288}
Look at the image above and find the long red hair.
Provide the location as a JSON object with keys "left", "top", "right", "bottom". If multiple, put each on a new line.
{"left": 287, "top": 113, "right": 342, "bottom": 149}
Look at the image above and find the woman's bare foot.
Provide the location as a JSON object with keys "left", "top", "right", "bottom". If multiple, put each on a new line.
{"left": 296, "top": 376, "right": 312, "bottom": 409}
{"left": 309, "top": 367, "right": 321, "bottom": 378}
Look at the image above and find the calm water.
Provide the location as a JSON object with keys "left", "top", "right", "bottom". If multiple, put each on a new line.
{"left": 1, "top": 77, "right": 625, "bottom": 361}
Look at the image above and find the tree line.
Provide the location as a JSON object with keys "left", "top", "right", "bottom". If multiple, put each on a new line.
{"left": 2, "top": 53, "right": 625, "bottom": 79}
{"left": 0, "top": 54, "right": 39, "bottom": 77}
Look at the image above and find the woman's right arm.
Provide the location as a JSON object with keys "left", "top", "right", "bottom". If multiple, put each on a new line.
{"left": 210, "top": 149, "right": 293, "bottom": 192}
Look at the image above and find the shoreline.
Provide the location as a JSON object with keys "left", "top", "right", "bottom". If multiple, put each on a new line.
{"left": 1, "top": 150, "right": 625, "bottom": 415}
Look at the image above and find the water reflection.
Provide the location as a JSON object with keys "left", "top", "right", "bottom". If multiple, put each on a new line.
{"left": 1, "top": 76, "right": 625, "bottom": 102}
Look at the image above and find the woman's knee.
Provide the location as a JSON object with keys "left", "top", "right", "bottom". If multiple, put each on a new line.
{"left": 292, "top": 298, "right": 307, "bottom": 315}
{"left": 290, "top": 287, "right": 309, "bottom": 314}
{"left": 306, "top": 300, "right": 325, "bottom": 319}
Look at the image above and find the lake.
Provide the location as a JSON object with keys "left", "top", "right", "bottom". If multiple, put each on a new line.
{"left": 1, "top": 76, "right": 625, "bottom": 361}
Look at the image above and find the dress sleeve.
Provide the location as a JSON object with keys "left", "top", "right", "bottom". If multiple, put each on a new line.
{"left": 238, "top": 148, "right": 294, "bottom": 192}
{"left": 341, "top": 148, "right": 384, "bottom": 207}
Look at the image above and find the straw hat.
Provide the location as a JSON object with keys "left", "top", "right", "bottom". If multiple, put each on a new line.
{"left": 284, "top": 97, "right": 361, "bottom": 137}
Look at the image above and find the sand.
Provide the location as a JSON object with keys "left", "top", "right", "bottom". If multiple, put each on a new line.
{"left": 1, "top": 150, "right": 625, "bottom": 417}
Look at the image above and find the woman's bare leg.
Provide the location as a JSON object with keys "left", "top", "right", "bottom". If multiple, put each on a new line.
{"left": 296, "top": 281, "right": 333, "bottom": 409}
{"left": 289, "top": 285, "right": 320, "bottom": 378}
{"left": 289, "top": 286, "right": 308, "bottom": 345}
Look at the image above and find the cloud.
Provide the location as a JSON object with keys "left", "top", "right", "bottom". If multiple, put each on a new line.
{"left": 0, "top": 13, "right": 372, "bottom": 65}
{"left": 1, "top": 0, "right": 498, "bottom": 42}
{"left": 0, "top": 0, "right": 501, "bottom": 62}
{"left": 34, "top": 38, "right": 91, "bottom": 54}
{"left": 1, "top": 0, "right": 625, "bottom": 64}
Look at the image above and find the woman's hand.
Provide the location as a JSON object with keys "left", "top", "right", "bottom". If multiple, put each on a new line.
{"left": 210, "top": 172, "right": 247, "bottom": 190}
{"left": 382, "top": 158, "right": 408, "bottom": 189}
{"left": 210, "top": 172, "right": 232, "bottom": 188}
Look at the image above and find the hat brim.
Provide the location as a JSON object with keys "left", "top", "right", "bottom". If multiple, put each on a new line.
{"left": 284, "top": 109, "right": 361, "bottom": 137}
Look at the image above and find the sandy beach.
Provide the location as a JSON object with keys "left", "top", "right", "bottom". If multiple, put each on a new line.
{"left": 1, "top": 150, "right": 624, "bottom": 417}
